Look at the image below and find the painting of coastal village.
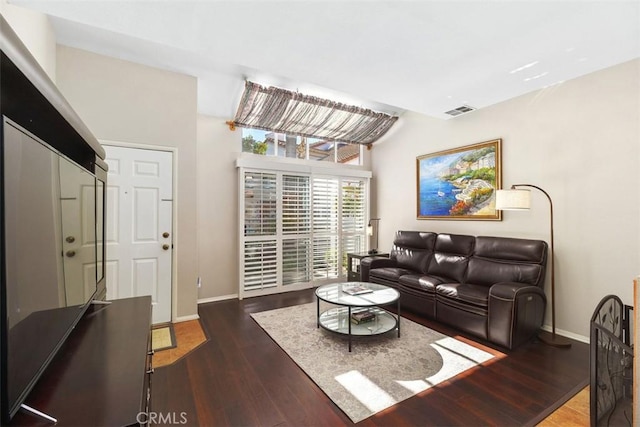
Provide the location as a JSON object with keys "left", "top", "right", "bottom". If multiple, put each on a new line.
{"left": 417, "top": 139, "right": 502, "bottom": 220}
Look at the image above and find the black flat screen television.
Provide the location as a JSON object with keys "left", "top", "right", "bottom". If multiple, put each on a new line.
{"left": 1, "top": 117, "right": 106, "bottom": 422}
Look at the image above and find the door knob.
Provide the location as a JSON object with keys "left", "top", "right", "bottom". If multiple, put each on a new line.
{"left": 162, "top": 244, "right": 170, "bottom": 251}
{"left": 66, "top": 236, "right": 76, "bottom": 243}
{"left": 66, "top": 250, "right": 76, "bottom": 257}
{"left": 162, "top": 232, "right": 170, "bottom": 238}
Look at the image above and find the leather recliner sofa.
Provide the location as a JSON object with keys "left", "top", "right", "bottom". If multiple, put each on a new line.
{"left": 360, "top": 230, "right": 548, "bottom": 349}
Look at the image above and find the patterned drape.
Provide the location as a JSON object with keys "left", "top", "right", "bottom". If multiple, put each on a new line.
{"left": 233, "top": 81, "right": 398, "bottom": 145}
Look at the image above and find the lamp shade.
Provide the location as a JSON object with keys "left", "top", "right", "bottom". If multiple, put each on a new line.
{"left": 367, "top": 225, "right": 374, "bottom": 236}
{"left": 495, "top": 189, "right": 531, "bottom": 210}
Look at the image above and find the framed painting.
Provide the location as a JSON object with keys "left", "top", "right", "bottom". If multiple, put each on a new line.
{"left": 416, "top": 139, "right": 502, "bottom": 220}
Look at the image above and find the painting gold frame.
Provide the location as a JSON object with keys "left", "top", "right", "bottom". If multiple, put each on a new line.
{"left": 416, "top": 139, "right": 502, "bottom": 220}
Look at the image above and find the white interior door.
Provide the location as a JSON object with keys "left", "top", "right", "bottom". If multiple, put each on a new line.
{"left": 104, "top": 145, "right": 173, "bottom": 324}
{"left": 59, "top": 157, "right": 98, "bottom": 306}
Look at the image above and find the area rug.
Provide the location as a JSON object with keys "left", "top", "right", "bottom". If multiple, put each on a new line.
{"left": 152, "top": 325, "right": 177, "bottom": 351}
{"left": 251, "top": 303, "right": 494, "bottom": 423}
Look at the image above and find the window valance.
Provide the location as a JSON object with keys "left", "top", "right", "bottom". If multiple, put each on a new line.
{"left": 232, "top": 81, "right": 398, "bottom": 145}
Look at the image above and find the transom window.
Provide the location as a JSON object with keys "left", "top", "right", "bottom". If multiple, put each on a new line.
{"left": 242, "top": 128, "right": 362, "bottom": 165}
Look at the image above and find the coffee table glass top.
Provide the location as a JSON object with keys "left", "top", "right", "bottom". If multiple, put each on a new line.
{"left": 315, "top": 282, "right": 399, "bottom": 307}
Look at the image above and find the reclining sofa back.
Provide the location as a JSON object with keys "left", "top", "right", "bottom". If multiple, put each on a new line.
{"left": 361, "top": 230, "right": 548, "bottom": 349}
{"left": 392, "top": 231, "right": 436, "bottom": 273}
{"left": 467, "top": 236, "right": 547, "bottom": 287}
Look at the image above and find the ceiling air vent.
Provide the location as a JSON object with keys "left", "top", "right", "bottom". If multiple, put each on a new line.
{"left": 445, "top": 105, "right": 475, "bottom": 117}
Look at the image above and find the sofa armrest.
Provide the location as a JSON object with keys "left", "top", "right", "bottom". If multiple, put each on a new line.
{"left": 488, "top": 282, "right": 547, "bottom": 349}
{"left": 360, "top": 257, "right": 397, "bottom": 282}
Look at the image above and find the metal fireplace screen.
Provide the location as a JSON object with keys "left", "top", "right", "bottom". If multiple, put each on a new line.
{"left": 590, "top": 294, "right": 633, "bottom": 426}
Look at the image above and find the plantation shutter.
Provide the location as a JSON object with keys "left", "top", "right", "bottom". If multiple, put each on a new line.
{"left": 282, "top": 238, "right": 311, "bottom": 285}
{"left": 244, "top": 172, "right": 277, "bottom": 236}
{"left": 282, "top": 175, "right": 310, "bottom": 234}
{"left": 238, "top": 161, "right": 370, "bottom": 298}
{"left": 312, "top": 177, "right": 340, "bottom": 279}
{"left": 242, "top": 171, "right": 277, "bottom": 292}
{"left": 282, "top": 175, "right": 311, "bottom": 285}
{"left": 341, "top": 179, "right": 366, "bottom": 270}
{"left": 243, "top": 240, "right": 277, "bottom": 290}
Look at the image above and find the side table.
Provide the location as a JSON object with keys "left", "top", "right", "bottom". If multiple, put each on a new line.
{"left": 346, "top": 252, "right": 389, "bottom": 281}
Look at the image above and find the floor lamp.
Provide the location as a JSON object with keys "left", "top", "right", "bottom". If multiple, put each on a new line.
{"left": 495, "top": 185, "right": 572, "bottom": 348}
{"left": 367, "top": 218, "right": 380, "bottom": 255}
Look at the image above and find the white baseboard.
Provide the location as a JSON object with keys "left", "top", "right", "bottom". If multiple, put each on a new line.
{"left": 198, "top": 294, "right": 238, "bottom": 305}
{"left": 540, "top": 325, "right": 589, "bottom": 344}
{"left": 173, "top": 314, "right": 200, "bottom": 323}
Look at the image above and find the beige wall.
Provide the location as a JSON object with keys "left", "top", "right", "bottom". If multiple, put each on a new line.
{"left": 372, "top": 59, "right": 640, "bottom": 340}
{"left": 196, "top": 115, "right": 240, "bottom": 300}
{"left": 56, "top": 46, "right": 199, "bottom": 319}
{"left": 1, "top": 1, "right": 56, "bottom": 81}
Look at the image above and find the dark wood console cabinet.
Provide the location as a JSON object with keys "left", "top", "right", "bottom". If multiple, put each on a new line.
{"left": 9, "top": 297, "right": 153, "bottom": 426}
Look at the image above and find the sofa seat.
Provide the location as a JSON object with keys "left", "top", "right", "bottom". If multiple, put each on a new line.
{"left": 369, "top": 267, "right": 416, "bottom": 284}
{"left": 360, "top": 230, "right": 548, "bottom": 349}
{"left": 398, "top": 274, "right": 441, "bottom": 292}
{"left": 436, "top": 283, "right": 490, "bottom": 307}
{"left": 396, "top": 274, "right": 440, "bottom": 318}
{"left": 436, "top": 283, "right": 490, "bottom": 339}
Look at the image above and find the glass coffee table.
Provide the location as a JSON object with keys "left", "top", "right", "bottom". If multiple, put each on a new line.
{"left": 315, "top": 282, "right": 400, "bottom": 352}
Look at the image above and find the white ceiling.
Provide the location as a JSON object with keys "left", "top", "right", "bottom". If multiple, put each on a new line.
{"left": 10, "top": 0, "right": 640, "bottom": 120}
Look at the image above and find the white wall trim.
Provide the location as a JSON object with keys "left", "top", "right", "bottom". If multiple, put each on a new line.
{"left": 100, "top": 139, "right": 177, "bottom": 153}
{"left": 100, "top": 140, "right": 180, "bottom": 323}
{"left": 173, "top": 314, "right": 200, "bottom": 323}
{"left": 540, "top": 325, "right": 589, "bottom": 344}
{"left": 236, "top": 152, "right": 372, "bottom": 178}
{"left": 198, "top": 294, "right": 238, "bottom": 304}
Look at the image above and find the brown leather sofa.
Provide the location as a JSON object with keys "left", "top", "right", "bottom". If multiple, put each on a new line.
{"left": 360, "top": 230, "right": 548, "bottom": 349}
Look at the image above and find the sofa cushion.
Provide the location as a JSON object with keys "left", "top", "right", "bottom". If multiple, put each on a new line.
{"left": 398, "top": 274, "right": 441, "bottom": 293}
{"left": 369, "top": 267, "right": 416, "bottom": 282}
{"left": 393, "top": 248, "right": 431, "bottom": 273}
{"left": 390, "top": 231, "right": 437, "bottom": 273}
{"left": 436, "top": 283, "right": 490, "bottom": 307}
{"left": 393, "top": 230, "right": 437, "bottom": 250}
{"left": 426, "top": 233, "right": 475, "bottom": 282}
{"left": 466, "top": 258, "right": 544, "bottom": 287}
{"left": 475, "top": 236, "right": 547, "bottom": 264}
{"left": 434, "top": 233, "right": 476, "bottom": 255}
{"left": 428, "top": 253, "right": 469, "bottom": 283}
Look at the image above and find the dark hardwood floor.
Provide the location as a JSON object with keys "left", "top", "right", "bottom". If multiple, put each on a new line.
{"left": 152, "top": 289, "right": 589, "bottom": 426}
